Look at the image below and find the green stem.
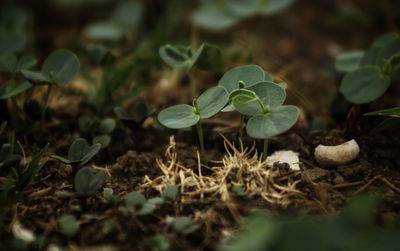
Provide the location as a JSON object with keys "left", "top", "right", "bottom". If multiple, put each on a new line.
{"left": 239, "top": 115, "right": 244, "bottom": 142}
{"left": 263, "top": 138, "right": 268, "bottom": 161}
{"left": 196, "top": 121, "right": 205, "bottom": 156}
{"left": 188, "top": 70, "right": 197, "bottom": 99}
{"left": 41, "top": 84, "right": 53, "bottom": 128}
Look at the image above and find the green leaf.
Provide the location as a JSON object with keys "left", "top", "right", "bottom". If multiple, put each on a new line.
{"left": 0, "top": 81, "right": 32, "bottom": 99}
{"left": 259, "top": 0, "right": 296, "bottom": 15}
{"left": 218, "top": 64, "right": 265, "bottom": 92}
{"left": 68, "top": 138, "right": 101, "bottom": 165}
{"left": 93, "top": 135, "right": 111, "bottom": 149}
{"left": 0, "top": 30, "right": 27, "bottom": 54}
{"left": 159, "top": 44, "right": 191, "bottom": 70}
{"left": 247, "top": 81, "right": 286, "bottom": 108}
{"left": 18, "top": 144, "right": 49, "bottom": 190}
{"left": 0, "top": 53, "right": 17, "bottom": 72}
{"left": 230, "top": 89, "right": 263, "bottom": 116}
{"left": 197, "top": 86, "right": 229, "bottom": 119}
{"left": 99, "top": 118, "right": 116, "bottom": 134}
{"left": 340, "top": 66, "right": 391, "bottom": 104}
{"left": 161, "top": 185, "right": 178, "bottom": 201}
{"left": 74, "top": 166, "right": 107, "bottom": 197}
{"left": 42, "top": 49, "right": 80, "bottom": 86}
{"left": 172, "top": 217, "right": 200, "bottom": 235}
{"left": 335, "top": 51, "right": 364, "bottom": 72}
{"left": 361, "top": 33, "right": 399, "bottom": 66}
{"left": 147, "top": 234, "right": 170, "bottom": 251}
{"left": 376, "top": 37, "right": 400, "bottom": 66}
{"left": 192, "top": 4, "right": 239, "bottom": 31}
{"left": 112, "top": 0, "right": 142, "bottom": 28}
{"left": 195, "top": 43, "right": 223, "bottom": 71}
{"left": 14, "top": 55, "right": 37, "bottom": 72}
{"left": 21, "top": 70, "right": 51, "bottom": 83}
{"left": 158, "top": 104, "right": 200, "bottom": 129}
{"left": 228, "top": 0, "right": 259, "bottom": 18}
{"left": 264, "top": 71, "right": 273, "bottom": 81}
{"left": 138, "top": 201, "right": 156, "bottom": 215}
{"left": 124, "top": 191, "right": 146, "bottom": 207}
{"left": 58, "top": 214, "right": 80, "bottom": 238}
{"left": 246, "top": 105, "right": 299, "bottom": 139}
{"left": 365, "top": 107, "right": 400, "bottom": 118}
{"left": 84, "top": 21, "right": 124, "bottom": 42}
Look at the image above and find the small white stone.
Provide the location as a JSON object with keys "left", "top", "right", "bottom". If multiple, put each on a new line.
{"left": 266, "top": 150, "right": 300, "bottom": 171}
{"left": 314, "top": 139, "right": 360, "bottom": 167}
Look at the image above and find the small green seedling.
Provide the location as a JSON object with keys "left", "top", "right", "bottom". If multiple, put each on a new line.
{"left": 79, "top": 116, "right": 117, "bottom": 148}
{"left": 160, "top": 42, "right": 223, "bottom": 97}
{"left": 193, "top": 0, "right": 295, "bottom": 30}
{"left": 58, "top": 214, "right": 80, "bottom": 238}
{"left": 52, "top": 138, "right": 101, "bottom": 167}
{"left": 158, "top": 86, "right": 229, "bottom": 154}
{"left": 229, "top": 81, "right": 299, "bottom": 159}
{"left": 21, "top": 49, "right": 80, "bottom": 126}
{"left": 114, "top": 102, "right": 151, "bottom": 130}
{"left": 161, "top": 185, "right": 178, "bottom": 201}
{"left": 337, "top": 33, "right": 400, "bottom": 104}
{"left": 124, "top": 191, "right": 167, "bottom": 216}
{"left": 172, "top": 216, "right": 200, "bottom": 235}
{"left": 147, "top": 234, "right": 170, "bottom": 251}
{"left": 74, "top": 166, "right": 107, "bottom": 197}
{"left": 102, "top": 188, "right": 120, "bottom": 205}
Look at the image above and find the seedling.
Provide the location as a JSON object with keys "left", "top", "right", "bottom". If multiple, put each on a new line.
{"left": 337, "top": 33, "right": 400, "bottom": 104}
{"left": 21, "top": 49, "right": 80, "bottom": 126}
{"left": 52, "top": 138, "right": 101, "bottom": 167}
{"left": 114, "top": 102, "right": 151, "bottom": 130}
{"left": 74, "top": 166, "right": 107, "bottom": 197}
{"left": 229, "top": 82, "right": 299, "bottom": 159}
{"left": 58, "top": 214, "right": 80, "bottom": 238}
{"left": 159, "top": 42, "right": 223, "bottom": 96}
{"left": 124, "top": 191, "right": 165, "bottom": 216}
{"left": 79, "top": 116, "right": 117, "bottom": 148}
{"left": 172, "top": 216, "right": 200, "bottom": 235}
{"left": 161, "top": 185, "right": 178, "bottom": 201}
{"left": 158, "top": 86, "right": 229, "bottom": 154}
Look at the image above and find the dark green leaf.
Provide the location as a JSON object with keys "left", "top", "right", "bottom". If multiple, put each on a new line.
{"left": 42, "top": 49, "right": 80, "bottom": 86}
{"left": 161, "top": 185, "right": 178, "bottom": 200}
{"left": 247, "top": 81, "right": 286, "bottom": 108}
{"left": 230, "top": 89, "right": 263, "bottom": 116}
{"left": 0, "top": 81, "right": 32, "bottom": 99}
{"left": 365, "top": 107, "right": 400, "bottom": 118}
{"left": 172, "top": 217, "right": 199, "bottom": 235}
{"left": 99, "top": 118, "right": 116, "bottom": 134}
{"left": 14, "top": 55, "right": 37, "bottom": 72}
{"left": 74, "top": 166, "right": 107, "bottom": 196}
{"left": 58, "top": 215, "right": 79, "bottom": 237}
{"left": 195, "top": 43, "right": 223, "bottom": 71}
{"left": 21, "top": 70, "right": 51, "bottom": 83}
{"left": 159, "top": 44, "right": 191, "bottom": 70}
{"left": 192, "top": 4, "right": 238, "bottom": 30}
{"left": 0, "top": 53, "right": 17, "bottom": 72}
{"left": 158, "top": 104, "right": 200, "bottom": 129}
{"left": 124, "top": 191, "right": 146, "bottom": 207}
{"left": 67, "top": 138, "right": 101, "bottom": 166}
{"left": 93, "top": 135, "right": 111, "bottom": 148}
{"left": 112, "top": 0, "right": 142, "bottom": 28}
{"left": 84, "top": 21, "right": 124, "bottom": 42}
{"left": 340, "top": 66, "right": 391, "bottom": 104}
{"left": 335, "top": 51, "right": 364, "bottom": 72}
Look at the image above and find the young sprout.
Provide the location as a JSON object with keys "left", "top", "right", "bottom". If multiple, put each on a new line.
{"left": 74, "top": 166, "right": 107, "bottom": 197}
{"left": 21, "top": 49, "right": 80, "bottom": 126}
{"left": 52, "top": 138, "right": 101, "bottom": 168}
{"left": 230, "top": 82, "right": 299, "bottom": 160}
{"left": 159, "top": 42, "right": 223, "bottom": 97}
{"left": 158, "top": 86, "right": 228, "bottom": 155}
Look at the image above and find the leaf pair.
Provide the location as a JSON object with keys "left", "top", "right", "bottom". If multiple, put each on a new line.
{"left": 52, "top": 138, "right": 101, "bottom": 166}
{"left": 159, "top": 42, "right": 223, "bottom": 71}
{"left": 74, "top": 166, "right": 107, "bottom": 197}
{"left": 229, "top": 82, "right": 299, "bottom": 139}
{"left": 22, "top": 49, "right": 80, "bottom": 86}
{"left": 158, "top": 86, "right": 228, "bottom": 129}
{"left": 338, "top": 33, "right": 400, "bottom": 104}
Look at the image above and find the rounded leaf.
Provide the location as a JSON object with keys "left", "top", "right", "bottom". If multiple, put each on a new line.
{"left": 230, "top": 89, "right": 263, "bottom": 116}
{"left": 246, "top": 105, "right": 300, "bottom": 139}
{"left": 15, "top": 55, "right": 37, "bottom": 72}
{"left": 247, "top": 81, "right": 286, "bottom": 108}
{"left": 93, "top": 135, "right": 111, "bottom": 149}
{"left": 259, "top": 0, "right": 296, "bottom": 15}
{"left": 218, "top": 64, "right": 265, "bottom": 92}
{"left": 159, "top": 44, "right": 191, "bottom": 70}
{"left": 158, "top": 104, "right": 200, "bottom": 129}
{"left": 21, "top": 70, "right": 51, "bottom": 83}
{"left": 84, "top": 21, "right": 124, "bottom": 42}
{"left": 340, "top": 66, "right": 391, "bottom": 104}
{"left": 68, "top": 138, "right": 101, "bottom": 165}
{"left": 194, "top": 43, "right": 223, "bottom": 71}
{"left": 99, "top": 118, "right": 116, "bottom": 134}
{"left": 197, "top": 86, "right": 228, "bottom": 118}
{"left": 0, "top": 53, "right": 17, "bottom": 72}
{"left": 42, "top": 49, "right": 80, "bottom": 86}
{"left": 0, "top": 81, "right": 32, "bottom": 99}
{"left": 335, "top": 51, "right": 364, "bottom": 73}
{"left": 192, "top": 4, "right": 238, "bottom": 31}
{"left": 74, "top": 166, "right": 107, "bottom": 197}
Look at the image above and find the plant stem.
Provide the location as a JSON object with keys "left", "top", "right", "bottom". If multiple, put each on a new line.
{"left": 239, "top": 115, "right": 244, "bottom": 141}
{"left": 196, "top": 121, "right": 205, "bottom": 156}
{"left": 188, "top": 70, "right": 197, "bottom": 99}
{"left": 263, "top": 138, "right": 268, "bottom": 161}
{"left": 41, "top": 84, "right": 53, "bottom": 130}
